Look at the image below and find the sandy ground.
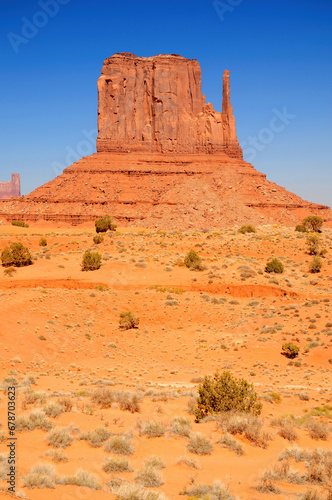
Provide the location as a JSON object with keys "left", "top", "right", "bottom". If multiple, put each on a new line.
{"left": 0, "top": 222, "right": 331, "bottom": 499}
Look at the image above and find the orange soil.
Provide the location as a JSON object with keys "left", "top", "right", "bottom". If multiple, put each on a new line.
{"left": 0, "top": 223, "right": 331, "bottom": 499}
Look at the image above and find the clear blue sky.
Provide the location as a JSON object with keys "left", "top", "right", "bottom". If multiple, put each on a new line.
{"left": 1, "top": 0, "right": 331, "bottom": 207}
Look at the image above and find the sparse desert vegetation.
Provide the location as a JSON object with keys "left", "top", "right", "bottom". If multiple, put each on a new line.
{"left": 0, "top": 222, "right": 331, "bottom": 499}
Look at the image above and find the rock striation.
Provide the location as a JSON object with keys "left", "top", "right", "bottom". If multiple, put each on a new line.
{"left": 0, "top": 174, "right": 20, "bottom": 200}
{"left": 0, "top": 53, "right": 331, "bottom": 229}
{"left": 97, "top": 53, "right": 242, "bottom": 157}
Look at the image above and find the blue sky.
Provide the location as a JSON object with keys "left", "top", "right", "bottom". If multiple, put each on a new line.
{"left": 1, "top": 0, "right": 331, "bottom": 207}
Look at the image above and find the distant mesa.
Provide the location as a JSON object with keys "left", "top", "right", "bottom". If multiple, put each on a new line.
{"left": 0, "top": 53, "right": 331, "bottom": 229}
{"left": 0, "top": 173, "right": 20, "bottom": 200}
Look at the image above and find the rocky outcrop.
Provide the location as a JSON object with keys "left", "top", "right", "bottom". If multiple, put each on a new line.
{"left": 0, "top": 174, "right": 20, "bottom": 200}
{"left": 96, "top": 53, "right": 242, "bottom": 157}
{"left": 0, "top": 53, "right": 331, "bottom": 229}
{"left": 0, "top": 152, "right": 331, "bottom": 229}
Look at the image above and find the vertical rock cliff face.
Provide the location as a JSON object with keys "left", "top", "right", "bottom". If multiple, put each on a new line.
{"left": 0, "top": 173, "right": 20, "bottom": 200}
{"left": 97, "top": 53, "right": 242, "bottom": 157}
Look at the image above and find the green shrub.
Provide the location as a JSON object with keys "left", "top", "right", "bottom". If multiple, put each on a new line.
{"left": 309, "top": 256, "right": 322, "bottom": 273}
{"left": 265, "top": 258, "right": 284, "bottom": 274}
{"left": 295, "top": 224, "right": 307, "bottom": 233}
{"left": 11, "top": 220, "right": 29, "bottom": 228}
{"left": 119, "top": 311, "right": 139, "bottom": 330}
{"left": 95, "top": 216, "right": 117, "bottom": 233}
{"left": 184, "top": 250, "right": 204, "bottom": 270}
{"left": 302, "top": 216, "right": 324, "bottom": 232}
{"left": 306, "top": 235, "right": 321, "bottom": 255}
{"left": 195, "top": 371, "right": 262, "bottom": 422}
{"left": 238, "top": 225, "right": 256, "bottom": 234}
{"left": 93, "top": 234, "right": 104, "bottom": 244}
{"left": 39, "top": 237, "right": 47, "bottom": 246}
{"left": 1, "top": 242, "right": 32, "bottom": 267}
{"left": 281, "top": 342, "right": 300, "bottom": 359}
{"left": 81, "top": 250, "right": 101, "bottom": 271}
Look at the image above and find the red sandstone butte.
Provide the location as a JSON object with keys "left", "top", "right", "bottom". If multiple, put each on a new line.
{"left": 0, "top": 53, "right": 331, "bottom": 229}
{"left": 97, "top": 53, "right": 242, "bottom": 157}
{"left": 0, "top": 173, "right": 20, "bottom": 200}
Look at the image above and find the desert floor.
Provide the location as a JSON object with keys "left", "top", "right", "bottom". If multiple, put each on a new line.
{"left": 0, "top": 223, "right": 331, "bottom": 500}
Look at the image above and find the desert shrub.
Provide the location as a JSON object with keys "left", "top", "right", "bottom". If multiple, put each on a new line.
{"left": 21, "top": 463, "right": 57, "bottom": 489}
{"left": 11, "top": 220, "right": 29, "bottom": 228}
{"left": 1, "top": 242, "right": 32, "bottom": 267}
{"left": 187, "top": 432, "right": 213, "bottom": 455}
{"left": 282, "top": 342, "right": 300, "bottom": 359}
{"left": 43, "top": 401, "right": 64, "bottom": 418}
{"left": 46, "top": 427, "right": 73, "bottom": 448}
{"left": 217, "top": 412, "right": 269, "bottom": 448}
{"left": 3, "top": 266, "right": 16, "bottom": 276}
{"left": 104, "top": 435, "right": 133, "bottom": 455}
{"left": 21, "top": 388, "right": 47, "bottom": 405}
{"left": 305, "top": 420, "right": 330, "bottom": 440}
{"left": 103, "top": 457, "right": 132, "bottom": 473}
{"left": 0, "top": 453, "right": 9, "bottom": 480}
{"left": 295, "top": 224, "right": 308, "bottom": 233}
{"left": 95, "top": 215, "right": 117, "bottom": 233}
{"left": 39, "top": 237, "right": 47, "bottom": 246}
{"left": 47, "top": 449, "right": 68, "bottom": 463}
{"left": 306, "top": 235, "right": 321, "bottom": 255}
{"left": 83, "top": 426, "right": 111, "bottom": 447}
{"left": 58, "top": 397, "right": 72, "bottom": 412}
{"left": 299, "top": 490, "right": 322, "bottom": 500}
{"left": 93, "top": 234, "right": 104, "bottom": 244}
{"left": 195, "top": 371, "right": 262, "bottom": 422}
{"left": 255, "top": 473, "right": 282, "bottom": 494}
{"left": 59, "top": 469, "right": 101, "bottom": 489}
{"left": 118, "top": 391, "right": 142, "bottom": 412}
{"left": 91, "top": 388, "right": 141, "bottom": 412}
{"left": 302, "top": 216, "right": 324, "bottom": 232}
{"left": 91, "top": 388, "right": 115, "bottom": 408}
{"left": 16, "top": 409, "right": 53, "bottom": 432}
{"left": 218, "top": 433, "right": 244, "bottom": 455}
{"left": 184, "top": 249, "right": 204, "bottom": 270}
{"left": 265, "top": 258, "right": 284, "bottom": 274}
{"left": 119, "top": 311, "right": 139, "bottom": 330}
{"left": 144, "top": 456, "right": 166, "bottom": 469}
{"left": 171, "top": 416, "right": 191, "bottom": 437}
{"left": 238, "top": 225, "right": 256, "bottom": 234}
{"left": 81, "top": 250, "right": 101, "bottom": 271}
{"left": 309, "top": 256, "right": 322, "bottom": 273}
{"left": 135, "top": 465, "right": 164, "bottom": 487}
{"left": 181, "top": 480, "right": 236, "bottom": 499}
{"left": 0, "top": 431, "right": 6, "bottom": 443}
{"left": 140, "top": 420, "right": 166, "bottom": 438}
{"left": 278, "top": 423, "right": 298, "bottom": 442}
{"left": 115, "top": 483, "right": 168, "bottom": 500}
